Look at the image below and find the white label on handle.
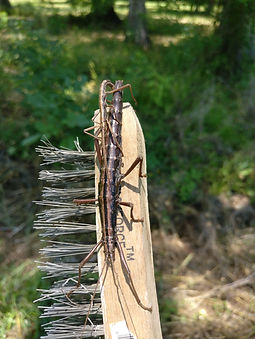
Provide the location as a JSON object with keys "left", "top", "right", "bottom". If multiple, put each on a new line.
{"left": 110, "top": 321, "right": 137, "bottom": 339}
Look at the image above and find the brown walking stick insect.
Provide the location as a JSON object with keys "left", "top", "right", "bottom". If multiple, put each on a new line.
{"left": 67, "top": 80, "right": 152, "bottom": 316}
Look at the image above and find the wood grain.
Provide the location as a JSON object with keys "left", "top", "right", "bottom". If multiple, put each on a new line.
{"left": 95, "top": 103, "right": 162, "bottom": 339}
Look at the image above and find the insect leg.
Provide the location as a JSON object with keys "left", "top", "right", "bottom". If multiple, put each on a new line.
{"left": 83, "top": 259, "right": 109, "bottom": 331}
{"left": 119, "top": 201, "right": 144, "bottom": 223}
{"left": 116, "top": 239, "right": 152, "bottom": 312}
{"left": 66, "top": 239, "right": 103, "bottom": 298}
{"left": 73, "top": 198, "right": 98, "bottom": 205}
{"left": 106, "top": 83, "right": 137, "bottom": 105}
{"left": 122, "top": 156, "right": 146, "bottom": 179}
{"left": 95, "top": 138, "right": 103, "bottom": 166}
{"left": 84, "top": 125, "right": 102, "bottom": 140}
{"left": 83, "top": 124, "right": 103, "bottom": 166}
{"left": 84, "top": 125, "right": 98, "bottom": 132}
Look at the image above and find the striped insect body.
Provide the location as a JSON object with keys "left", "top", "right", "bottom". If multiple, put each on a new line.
{"left": 70, "top": 80, "right": 151, "bottom": 313}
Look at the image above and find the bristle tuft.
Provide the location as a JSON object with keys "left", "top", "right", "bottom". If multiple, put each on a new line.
{"left": 36, "top": 139, "right": 94, "bottom": 166}
{"left": 34, "top": 140, "right": 103, "bottom": 338}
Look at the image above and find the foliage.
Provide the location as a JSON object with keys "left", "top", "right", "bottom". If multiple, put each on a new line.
{"left": 214, "top": 0, "right": 255, "bottom": 75}
{"left": 90, "top": 0, "right": 114, "bottom": 16}
{"left": 159, "top": 297, "right": 178, "bottom": 323}
{"left": 0, "top": 16, "right": 92, "bottom": 158}
{"left": 2, "top": 2, "right": 255, "bottom": 202}
{"left": 211, "top": 146, "right": 255, "bottom": 201}
{"left": 1, "top": 0, "right": 255, "bottom": 201}
{"left": 0, "top": 260, "right": 42, "bottom": 338}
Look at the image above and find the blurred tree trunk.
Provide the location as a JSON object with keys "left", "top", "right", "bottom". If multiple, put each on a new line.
{"left": 91, "top": 0, "right": 114, "bottom": 17}
{"left": 205, "top": 0, "right": 215, "bottom": 14}
{"left": 89, "top": 0, "right": 120, "bottom": 24}
{"left": 0, "top": 0, "right": 11, "bottom": 9}
{"left": 215, "top": 0, "right": 255, "bottom": 75}
{"left": 127, "top": 0, "right": 149, "bottom": 49}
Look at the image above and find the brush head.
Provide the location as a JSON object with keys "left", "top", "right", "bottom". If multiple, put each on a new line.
{"left": 35, "top": 139, "right": 103, "bottom": 339}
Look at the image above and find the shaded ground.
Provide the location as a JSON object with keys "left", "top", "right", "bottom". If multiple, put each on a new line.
{"left": 151, "top": 192, "right": 255, "bottom": 338}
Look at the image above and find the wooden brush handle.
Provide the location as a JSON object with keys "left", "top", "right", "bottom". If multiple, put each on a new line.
{"left": 95, "top": 103, "right": 162, "bottom": 339}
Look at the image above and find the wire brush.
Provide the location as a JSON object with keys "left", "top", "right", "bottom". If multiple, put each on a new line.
{"left": 34, "top": 80, "right": 162, "bottom": 339}
{"left": 34, "top": 138, "right": 104, "bottom": 338}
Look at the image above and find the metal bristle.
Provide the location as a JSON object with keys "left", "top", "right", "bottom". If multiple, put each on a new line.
{"left": 41, "top": 323, "right": 104, "bottom": 339}
{"left": 36, "top": 261, "right": 98, "bottom": 278}
{"left": 40, "top": 241, "right": 96, "bottom": 258}
{"left": 35, "top": 201, "right": 95, "bottom": 222}
{"left": 34, "top": 140, "right": 103, "bottom": 338}
{"left": 39, "top": 302, "right": 102, "bottom": 318}
{"left": 36, "top": 138, "right": 94, "bottom": 166}
{"left": 35, "top": 284, "right": 101, "bottom": 303}
{"left": 39, "top": 169, "right": 95, "bottom": 183}
{"left": 41, "top": 187, "right": 95, "bottom": 201}
{"left": 34, "top": 221, "right": 96, "bottom": 236}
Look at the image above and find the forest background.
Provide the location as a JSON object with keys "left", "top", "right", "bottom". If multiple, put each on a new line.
{"left": 1, "top": 0, "right": 255, "bottom": 338}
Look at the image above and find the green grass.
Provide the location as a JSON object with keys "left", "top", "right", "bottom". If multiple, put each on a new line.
{"left": 0, "top": 260, "right": 42, "bottom": 338}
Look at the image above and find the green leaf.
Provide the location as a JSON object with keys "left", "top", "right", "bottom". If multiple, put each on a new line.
{"left": 21, "top": 134, "right": 41, "bottom": 146}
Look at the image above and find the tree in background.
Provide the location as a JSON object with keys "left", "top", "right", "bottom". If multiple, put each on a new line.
{"left": 215, "top": 0, "right": 255, "bottom": 75}
{"left": 127, "top": 0, "right": 149, "bottom": 49}
{"left": 69, "top": 0, "right": 149, "bottom": 44}
{"left": 205, "top": 0, "right": 215, "bottom": 14}
{"left": 68, "top": 0, "right": 120, "bottom": 26}
{"left": 0, "top": 0, "right": 11, "bottom": 10}
{"left": 89, "top": 0, "right": 120, "bottom": 23}
{"left": 185, "top": 0, "right": 216, "bottom": 13}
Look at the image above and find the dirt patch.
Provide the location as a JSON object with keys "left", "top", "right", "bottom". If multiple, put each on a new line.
{"left": 152, "top": 194, "right": 255, "bottom": 338}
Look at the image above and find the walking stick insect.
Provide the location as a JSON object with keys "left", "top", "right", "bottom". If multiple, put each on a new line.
{"left": 67, "top": 80, "right": 152, "bottom": 318}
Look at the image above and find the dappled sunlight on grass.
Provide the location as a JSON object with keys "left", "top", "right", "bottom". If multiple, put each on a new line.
{"left": 63, "top": 29, "right": 125, "bottom": 44}
{"left": 151, "top": 12, "right": 213, "bottom": 28}
{"left": 0, "top": 232, "right": 46, "bottom": 338}
{"left": 152, "top": 34, "right": 186, "bottom": 47}
{"left": 12, "top": 0, "right": 73, "bottom": 13}
{"left": 177, "top": 15, "right": 213, "bottom": 27}
{"left": 0, "top": 258, "right": 41, "bottom": 338}
{"left": 115, "top": 0, "right": 128, "bottom": 19}
{"left": 12, "top": 0, "right": 42, "bottom": 6}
